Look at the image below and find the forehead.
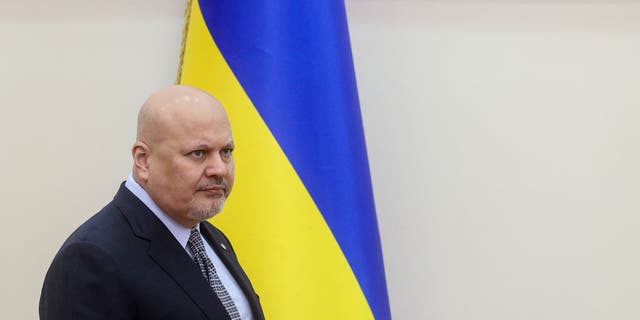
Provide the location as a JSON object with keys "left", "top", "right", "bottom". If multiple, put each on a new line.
{"left": 156, "top": 102, "right": 233, "bottom": 146}
{"left": 175, "top": 113, "right": 232, "bottom": 143}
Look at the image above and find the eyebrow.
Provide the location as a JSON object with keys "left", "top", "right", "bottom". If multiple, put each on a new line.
{"left": 187, "top": 142, "right": 210, "bottom": 151}
{"left": 187, "top": 141, "right": 234, "bottom": 150}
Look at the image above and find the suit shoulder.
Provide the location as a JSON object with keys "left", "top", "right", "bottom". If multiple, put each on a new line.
{"left": 60, "top": 200, "right": 133, "bottom": 253}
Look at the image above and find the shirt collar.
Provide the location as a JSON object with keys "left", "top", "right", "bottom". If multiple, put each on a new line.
{"left": 125, "top": 173, "right": 198, "bottom": 250}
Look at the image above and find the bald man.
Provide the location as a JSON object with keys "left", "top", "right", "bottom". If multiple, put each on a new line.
{"left": 39, "top": 85, "right": 264, "bottom": 320}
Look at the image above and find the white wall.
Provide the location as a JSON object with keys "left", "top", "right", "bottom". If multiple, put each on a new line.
{"left": 0, "top": 1, "right": 184, "bottom": 317}
{"left": 2, "top": 0, "right": 640, "bottom": 319}
{"left": 347, "top": 1, "right": 640, "bottom": 319}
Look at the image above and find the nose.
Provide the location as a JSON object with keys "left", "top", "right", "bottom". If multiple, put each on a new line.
{"left": 204, "top": 153, "right": 228, "bottom": 178}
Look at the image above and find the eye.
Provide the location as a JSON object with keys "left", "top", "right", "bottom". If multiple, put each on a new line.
{"left": 221, "top": 147, "right": 233, "bottom": 157}
{"left": 189, "top": 150, "right": 205, "bottom": 159}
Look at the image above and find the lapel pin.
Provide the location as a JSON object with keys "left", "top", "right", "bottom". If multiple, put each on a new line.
{"left": 220, "top": 243, "right": 227, "bottom": 250}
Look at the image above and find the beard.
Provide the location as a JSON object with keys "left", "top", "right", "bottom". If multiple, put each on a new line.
{"left": 187, "top": 195, "right": 226, "bottom": 222}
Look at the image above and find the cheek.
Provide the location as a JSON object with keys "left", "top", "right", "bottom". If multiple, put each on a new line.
{"left": 226, "top": 163, "right": 235, "bottom": 188}
{"left": 189, "top": 164, "right": 216, "bottom": 190}
{"left": 179, "top": 167, "right": 204, "bottom": 189}
{"left": 162, "top": 162, "right": 199, "bottom": 195}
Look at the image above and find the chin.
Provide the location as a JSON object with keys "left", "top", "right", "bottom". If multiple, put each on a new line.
{"left": 189, "top": 201, "right": 225, "bottom": 221}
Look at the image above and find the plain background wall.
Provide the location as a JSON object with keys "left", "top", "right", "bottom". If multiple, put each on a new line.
{"left": 2, "top": 0, "right": 640, "bottom": 319}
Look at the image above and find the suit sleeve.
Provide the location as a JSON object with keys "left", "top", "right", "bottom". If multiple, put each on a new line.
{"left": 39, "top": 242, "right": 133, "bottom": 320}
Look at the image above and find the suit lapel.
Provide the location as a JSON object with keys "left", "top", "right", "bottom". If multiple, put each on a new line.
{"left": 148, "top": 223, "right": 230, "bottom": 320}
{"left": 113, "top": 185, "right": 230, "bottom": 320}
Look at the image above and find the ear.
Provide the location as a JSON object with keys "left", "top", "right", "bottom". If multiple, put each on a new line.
{"left": 132, "top": 141, "right": 151, "bottom": 183}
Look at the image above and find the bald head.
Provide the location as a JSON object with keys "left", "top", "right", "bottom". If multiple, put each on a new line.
{"left": 131, "top": 85, "right": 236, "bottom": 227}
{"left": 136, "top": 84, "right": 228, "bottom": 147}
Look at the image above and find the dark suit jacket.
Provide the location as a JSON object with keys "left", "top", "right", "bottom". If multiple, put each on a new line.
{"left": 40, "top": 183, "right": 264, "bottom": 320}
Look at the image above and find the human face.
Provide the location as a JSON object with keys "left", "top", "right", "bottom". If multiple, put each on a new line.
{"left": 141, "top": 104, "right": 235, "bottom": 228}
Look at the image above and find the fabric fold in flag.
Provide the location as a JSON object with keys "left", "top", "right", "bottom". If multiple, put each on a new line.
{"left": 178, "top": 1, "right": 391, "bottom": 319}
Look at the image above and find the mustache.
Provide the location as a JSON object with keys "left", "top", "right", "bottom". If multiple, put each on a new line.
{"left": 196, "top": 180, "right": 227, "bottom": 191}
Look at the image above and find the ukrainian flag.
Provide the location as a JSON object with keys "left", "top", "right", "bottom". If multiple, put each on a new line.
{"left": 178, "top": 1, "right": 391, "bottom": 319}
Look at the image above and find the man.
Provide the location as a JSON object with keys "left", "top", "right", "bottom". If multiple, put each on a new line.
{"left": 39, "top": 85, "right": 264, "bottom": 320}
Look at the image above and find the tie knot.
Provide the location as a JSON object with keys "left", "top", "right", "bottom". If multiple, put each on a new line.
{"left": 188, "top": 228, "right": 206, "bottom": 254}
